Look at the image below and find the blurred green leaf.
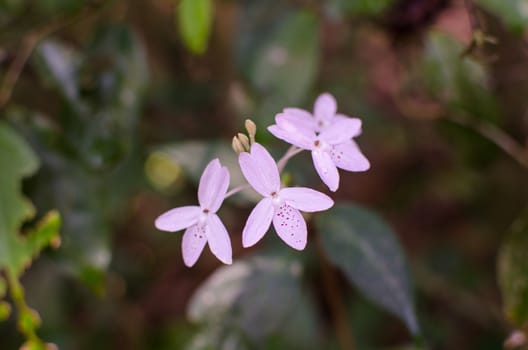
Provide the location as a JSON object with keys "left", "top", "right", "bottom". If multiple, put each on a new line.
{"left": 249, "top": 11, "right": 319, "bottom": 121}
{"left": 335, "top": 0, "right": 395, "bottom": 16}
{"left": 498, "top": 210, "right": 528, "bottom": 330}
{"left": 187, "top": 256, "right": 321, "bottom": 349}
{"left": 423, "top": 31, "right": 499, "bottom": 122}
{"left": 316, "top": 203, "right": 420, "bottom": 336}
{"left": 177, "top": 0, "right": 213, "bottom": 55}
{"left": 34, "top": 40, "right": 81, "bottom": 107}
{"left": 476, "top": 0, "right": 528, "bottom": 34}
{"left": 0, "top": 122, "right": 61, "bottom": 347}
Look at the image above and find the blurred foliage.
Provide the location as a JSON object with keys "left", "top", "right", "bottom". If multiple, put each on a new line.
{"left": 0, "top": 122, "right": 61, "bottom": 349}
{"left": 498, "top": 209, "right": 528, "bottom": 331}
{"left": 176, "top": 0, "right": 213, "bottom": 55}
{"left": 0, "top": 0, "right": 528, "bottom": 349}
{"left": 317, "top": 203, "right": 419, "bottom": 336}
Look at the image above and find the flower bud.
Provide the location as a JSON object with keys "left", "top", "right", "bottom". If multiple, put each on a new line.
{"left": 245, "top": 119, "right": 257, "bottom": 144}
{"left": 237, "top": 133, "right": 250, "bottom": 150}
{"left": 232, "top": 136, "right": 245, "bottom": 154}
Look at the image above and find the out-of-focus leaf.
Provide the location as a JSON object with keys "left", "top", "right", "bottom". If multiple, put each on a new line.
{"left": 334, "top": 0, "right": 395, "bottom": 16}
{"left": 177, "top": 0, "right": 213, "bottom": 55}
{"left": 34, "top": 40, "right": 81, "bottom": 107}
{"left": 476, "top": 0, "right": 528, "bottom": 34}
{"left": 316, "top": 203, "right": 420, "bottom": 336}
{"left": 187, "top": 256, "right": 321, "bottom": 349}
{"left": 498, "top": 210, "right": 528, "bottom": 329}
{"left": 423, "top": 31, "right": 499, "bottom": 122}
{"left": 0, "top": 122, "right": 61, "bottom": 348}
{"left": 248, "top": 11, "right": 319, "bottom": 121}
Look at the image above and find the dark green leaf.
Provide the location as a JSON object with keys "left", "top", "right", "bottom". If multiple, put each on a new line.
{"left": 188, "top": 256, "right": 321, "bottom": 349}
{"left": 334, "top": 0, "right": 395, "bottom": 16}
{"left": 316, "top": 203, "right": 420, "bottom": 335}
{"left": 177, "top": 0, "right": 213, "bottom": 55}
{"left": 498, "top": 210, "right": 528, "bottom": 329}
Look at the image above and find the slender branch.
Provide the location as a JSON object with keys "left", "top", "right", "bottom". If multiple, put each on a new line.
{"left": 314, "top": 233, "right": 356, "bottom": 350}
{"left": 0, "top": 4, "right": 105, "bottom": 109}
{"left": 224, "top": 183, "right": 251, "bottom": 199}
{"left": 277, "top": 146, "right": 303, "bottom": 172}
{"left": 446, "top": 113, "right": 528, "bottom": 169}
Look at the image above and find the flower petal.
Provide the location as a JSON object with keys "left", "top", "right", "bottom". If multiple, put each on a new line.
{"left": 312, "top": 150, "right": 339, "bottom": 192}
{"left": 280, "top": 108, "right": 317, "bottom": 132}
{"left": 279, "top": 187, "right": 334, "bottom": 212}
{"left": 198, "top": 158, "right": 230, "bottom": 212}
{"left": 330, "top": 140, "right": 370, "bottom": 172}
{"left": 182, "top": 224, "right": 207, "bottom": 267}
{"left": 242, "top": 197, "right": 274, "bottom": 247}
{"left": 155, "top": 206, "right": 200, "bottom": 232}
{"left": 239, "top": 143, "right": 280, "bottom": 196}
{"left": 270, "top": 115, "right": 315, "bottom": 149}
{"left": 314, "top": 93, "right": 337, "bottom": 122}
{"left": 272, "top": 203, "right": 307, "bottom": 250}
{"left": 319, "top": 118, "right": 362, "bottom": 145}
{"left": 206, "top": 214, "right": 233, "bottom": 264}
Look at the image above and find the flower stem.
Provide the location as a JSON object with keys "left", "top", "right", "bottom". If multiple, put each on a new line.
{"left": 224, "top": 183, "right": 251, "bottom": 199}
{"left": 277, "top": 146, "right": 304, "bottom": 172}
{"left": 314, "top": 233, "right": 356, "bottom": 350}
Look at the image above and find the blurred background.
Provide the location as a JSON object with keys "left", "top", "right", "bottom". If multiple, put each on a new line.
{"left": 1, "top": 0, "right": 528, "bottom": 349}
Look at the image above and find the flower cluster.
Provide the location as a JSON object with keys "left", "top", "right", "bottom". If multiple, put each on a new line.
{"left": 155, "top": 93, "right": 369, "bottom": 266}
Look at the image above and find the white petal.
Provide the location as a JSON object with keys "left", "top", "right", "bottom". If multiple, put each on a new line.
{"left": 312, "top": 150, "right": 339, "bottom": 192}
{"left": 330, "top": 140, "right": 370, "bottom": 172}
{"left": 279, "top": 187, "right": 334, "bottom": 212}
{"left": 198, "top": 158, "right": 230, "bottom": 212}
{"left": 272, "top": 203, "right": 307, "bottom": 250}
{"left": 280, "top": 108, "right": 317, "bottom": 132}
{"left": 271, "top": 115, "right": 315, "bottom": 149}
{"left": 239, "top": 143, "right": 280, "bottom": 196}
{"left": 182, "top": 224, "right": 207, "bottom": 267}
{"left": 155, "top": 206, "right": 200, "bottom": 232}
{"left": 314, "top": 93, "right": 337, "bottom": 122}
{"left": 242, "top": 198, "right": 274, "bottom": 247}
{"left": 206, "top": 214, "right": 233, "bottom": 265}
{"left": 319, "top": 118, "right": 362, "bottom": 145}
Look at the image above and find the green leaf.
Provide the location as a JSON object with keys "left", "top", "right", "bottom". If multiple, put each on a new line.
{"left": 0, "top": 122, "right": 61, "bottom": 347}
{"left": 476, "top": 0, "right": 528, "bottom": 34}
{"left": 316, "top": 203, "right": 420, "bottom": 335}
{"left": 498, "top": 210, "right": 528, "bottom": 329}
{"left": 187, "top": 256, "right": 321, "bottom": 349}
{"left": 177, "top": 0, "right": 213, "bottom": 55}
{"left": 334, "top": 0, "right": 395, "bottom": 16}
{"left": 249, "top": 11, "right": 319, "bottom": 120}
{"left": 34, "top": 40, "right": 81, "bottom": 106}
{"left": 423, "top": 31, "right": 499, "bottom": 122}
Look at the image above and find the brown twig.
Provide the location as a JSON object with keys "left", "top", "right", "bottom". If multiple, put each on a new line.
{"left": 314, "top": 233, "right": 356, "bottom": 350}
{"left": 0, "top": 4, "right": 105, "bottom": 109}
{"left": 446, "top": 113, "right": 528, "bottom": 169}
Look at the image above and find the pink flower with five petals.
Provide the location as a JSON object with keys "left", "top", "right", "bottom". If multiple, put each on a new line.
{"left": 155, "top": 159, "right": 232, "bottom": 267}
{"left": 239, "top": 143, "right": 334, "bottom": 250}
{"left": 268, "top": 93, "right": 370, "bottom": 192}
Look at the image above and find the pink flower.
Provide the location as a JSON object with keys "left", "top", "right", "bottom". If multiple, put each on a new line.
{"left": 279, "top": 93, "right": 354, "bottom": 133}
{"left": 155, "top": 159, "right": 232, "bottom": 267}
{"left": 268, "top": 93, "right": 370, "bottom": 192}
{"left": 239, "top": 143, "right": 334, "bottom": 250}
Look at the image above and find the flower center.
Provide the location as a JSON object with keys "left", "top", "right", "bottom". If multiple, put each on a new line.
{"left": 270, "top": 191, "right": 281, "bottom": 205}
{"left": 314, "top": 140, "right": 320, "bottom": 147}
